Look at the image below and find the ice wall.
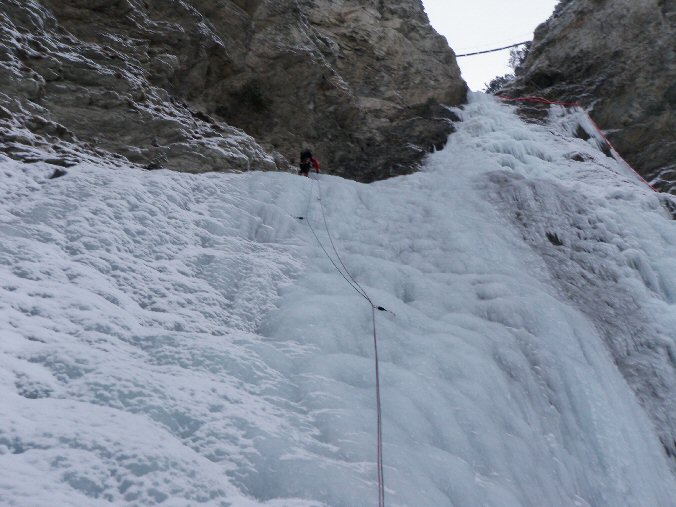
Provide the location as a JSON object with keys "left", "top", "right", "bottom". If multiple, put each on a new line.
{"left": 1, "top": 94, "right": 675, "bottom": 506}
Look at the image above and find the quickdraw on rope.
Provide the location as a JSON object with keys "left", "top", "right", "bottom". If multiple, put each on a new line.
{"left": 300, "top": 175, "right": 387, "bottom": 507}
{"left": 497, "top": 95, "right": 658, "bottom": 192}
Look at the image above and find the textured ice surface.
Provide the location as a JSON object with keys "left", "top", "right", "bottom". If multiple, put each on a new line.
{"left": 1, "top": 93, "right": 675, "bottom": 506}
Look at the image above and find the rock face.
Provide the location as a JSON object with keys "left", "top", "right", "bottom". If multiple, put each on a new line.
{"left": 510, "top": 0, "right": 676, "bottom": 194}
{"left": 224, "top": 0, "right": 467, "bottom": 181}
{"left": 0, "top": 0, "right": 277, "bottom": 173}
{"left": 0, "top": 0, "right": 466, "bottom": 180}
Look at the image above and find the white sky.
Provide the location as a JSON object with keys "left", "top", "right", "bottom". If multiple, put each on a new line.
{"left": 421, "top": 0, "right": 559, "bottom": 91}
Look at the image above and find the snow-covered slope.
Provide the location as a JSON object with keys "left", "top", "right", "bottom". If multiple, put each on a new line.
{"left": 1, "top": 93, "right": 675, "bottom": 506}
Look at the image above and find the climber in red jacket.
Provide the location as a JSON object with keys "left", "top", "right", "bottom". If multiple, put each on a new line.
{"left": 299, "top": 149, "right": 320, "bottom": 177}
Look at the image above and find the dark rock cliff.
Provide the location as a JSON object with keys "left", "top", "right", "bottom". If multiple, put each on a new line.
{"left": 0, "top": 0, "right": 466, "bottom": 180}
{"left": 509, "top": 0, "right": 676, "bottom": 194}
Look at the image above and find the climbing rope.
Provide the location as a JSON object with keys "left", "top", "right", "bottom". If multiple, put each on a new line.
{"left": 300, "top": 174, "right": 387, "bottom": 507}
{"left": 372, "top": 305, "right": 385, "bottom": 507}
{"left": 497, "top": 95, "right": 658, "bottom": 192}
{"left": 302, "top": 179, "right": 372, "bottom": 301}
{"left": 315, "top": 178, "right": 372, "bottom": 303}
{"left": 456, "top": 41, "right": 530, "bottom": 58}
{"left": 315, "top": 177, "right": 386, "bottom": 507}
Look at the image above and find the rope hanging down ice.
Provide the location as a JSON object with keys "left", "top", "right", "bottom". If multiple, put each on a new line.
{"left": 301, "top": 175, "right": 387, "bottom": 507}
